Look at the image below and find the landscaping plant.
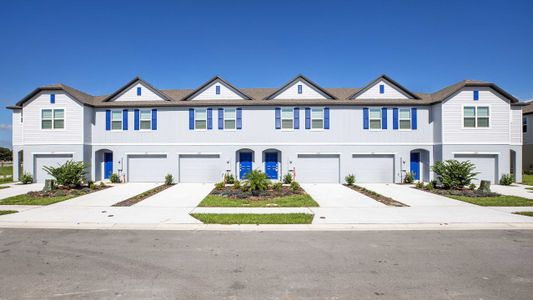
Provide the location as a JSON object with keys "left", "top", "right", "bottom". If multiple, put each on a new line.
{"left": 283, "top": 173, "right": 293, "bottom": 184}
{"left": 20, "top": 172, "right": 33, "bottom": 184}
{"left": 403, "top": 172, "right": 414, "bottom": 184}
{"left": 233, "top": 180, "right": 241, "bottom": 189}
{"left": 272, "top": 182, "right": 283, "bottom": 192}
{"left": 43, "top": 160, "right": 89, "bottom": 187}
{"left": 110, "top": 173, "right": 121, "bottom": 183}
{"left": 244, "top": 170, "right": 271, "bottom": 194}
{"left": 415, "top": 181, "right": 424, "bottom": 189}
{"left": 468, "top": 183, "right": 476, "bottom": 190}
{"left": 224, "top": 173, "right": 235, "bottom": 184}
{"left": 290, "top": 181, "right": 300, "bottom": 192}
{"left": 215, "top": 181, "right": 225, "bottom": 190}
{"left": 345, "top": 174, "right": 355, "bottom": 186}
{"left": 165, "top": 174, "right": 174, "bottom": 185}
{"left": 431, "top": 160, "right": 478, "bottom": 189}
{"left": 424, "top": 181, "right": 434, "bottom": 191}
{"left": 499, "top": 174, "right": 513, "bottom": 186}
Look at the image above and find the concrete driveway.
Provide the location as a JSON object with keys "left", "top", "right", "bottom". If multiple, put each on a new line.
{"left": 0, "top": 183, "right": 44, "bottom": 200}
{"left": 301, "top": 184, "right": 386, "bottom": 207}
{"left": 136, "top": 183, "right": 213, "bottom": 207}
{"left": 491, "top": 184, "right": 533, "bottom": 200}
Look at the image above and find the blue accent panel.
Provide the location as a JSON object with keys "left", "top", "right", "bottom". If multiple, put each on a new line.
{"left": 381, "top": 107, "right": 387, "bottom": 129}
{"left": 324, "top": 107, "right": 330, "bottom": 129}
{"left": 104, "top": 152, "right": 113, "bottom": 179}
{"left": 137, "top": 87, "right": 141, "bottom": 96}
{"left": 239, "top": 152, "right": 253, "bottom": 179}
{"left": 216, "top": 85, "right": 220, "bottom": 95}
{"left": 105, "top": 110, "right": 111, "bottom": 131}
{"left": 189, "top": 109, "right": 194, "bottom": 130}
{"left": 379, "top": 84, "right": 384, "bottom": 94}
{"left": 411, "top": 108, "right": 417, "bottom": 130}
{"left": 473, "top": 90, "right": 479, "bottom": 100}
{"left": 393, "top": 108, "right": 399, "bottom": 130}
{"left": 298, "top": 85, "right": 302, "bottom": 94}
{"left": 134, "top": 109, "right": 140, "bottom": 130}
{"left": 410, "top": 152, "right": 420, "bottom": 181}
{"left": 207, "top": 108, "right": 212, "bottom": 130}
{"left": 305, "top": 108, "right": 311, "bottom": 129}
{"left": 275, "top": 108, "right": 281, "bottom": 129}
{"left": 218, "top": 108, "right": 224, "bottom": 129}
{"left": 265, "top": 152, "right": 278, "bottom": 179}
{"left": 50, "top": 94, "right": 55, "bottom": 104}
{"left": 293, "top": 108, "right": 300, "bottom": 129}
{"left": 122, "top": 109, "right": 128, "bottom": 130}
{"left": 236, "top": 108, "right": 242, "bottom": 129}
{"left": 151, "top": 109, "right": 157, "bottom": 130}
{"left": 363, "top": 108, "right": 369, "bottom": 129}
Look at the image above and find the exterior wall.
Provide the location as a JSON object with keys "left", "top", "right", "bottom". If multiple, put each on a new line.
{"left": 523, "top": 144, "right": 533, "bottom": 172}
{"left": 113, "top": 83, "right": 165, "bottom": 101}
{"left": 21, "top": 144, "right": 85, "bottom": 180}
{"left": 431, "top": 103, "right": 442, "bottom": 144}
{"left": 273, "top": 80, "right": 330, "bottom": 99}
{"left": 190, "top": 80, "right": 245, "bottom": 100}
{"left": 12, "top": 109, "right": 23, "bottom": 146}
{"left": 523, "top": 114, "right": 533, "bottom": 145}
{"left": 83, "top": 106, "right": 93, "bottom": 144}
{"left": 12, "top": 145, "right": 22, "bottom": 181}
{"left": 355, "top": 80, "right": 409, "bottom": 99}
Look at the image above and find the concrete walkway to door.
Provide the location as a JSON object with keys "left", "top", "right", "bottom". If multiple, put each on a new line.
{"left": 302, "top": 184, "right": 386, "bottom": 207}
{"left": 135, "top": 183, "right": 214, "bottom": 207}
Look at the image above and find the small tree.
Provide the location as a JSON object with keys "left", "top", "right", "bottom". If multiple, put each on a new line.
{"left": 20, "top": 172, "right": 33, "bottom": 184}
{"left": 244, "top": 170, "right": 270, "bottom": 194}
{"left": 165, "top": 174, "right": 174, "bottom": 185}
{"left": 499, "top": 174, "right": 513, "bottom": 186}
{"left": 431, "top": 160, "right": 478, "bottom": 190}
{"left": 345, "top": 174, "right": 355, "bottom": 186}
{"left": 109, "top": 173, "right": 121, "bottom": 183}
{"left": 43, "top": 160, "right": 89, "bottom": 187}
{"left": 283, "top": 173, "right": 293, "bottom": 184}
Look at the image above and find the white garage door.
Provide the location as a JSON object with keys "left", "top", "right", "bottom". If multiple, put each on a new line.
{"left": 179, "top": 154, "right": 223, "bottom": 183}
{"left": 352, "top": 154, "right": 395, "bottom": 183}
{"left": 128, "top": 154, "right": 169, "bottom": 182}
{"left": 454, "top": 154, "right": 498, "bottom": 184}
{"left": 295, "top": 154, "right": 340, "bottom": 183}
{"left": 33, "top": 154, "right": 73, "bottom": 183}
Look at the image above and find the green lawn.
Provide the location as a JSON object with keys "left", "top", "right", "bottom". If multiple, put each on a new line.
{"left": 0, "top": 165, "right": 12, "bottom": 177}
{"left": 514, "top": 211, "right": 533, "bottom": 217}
{"left": 0, "top": 210, "right": 17, "bottom": 216}
{"left": 191, "top": 213, "right": 314, "bottom": 224}
{"left": 0, "top": 194, "right": 77, "bottom": 205}
{"left": 198, "top": 194, "right": 319, "bottom": 207}
{"left": 521, "top": 174, "right": 533, "bottom": 186}
{"left": 0, "top": 185, "right": 9, "bottom": 189}
{"left": 448, "top": 195, "right": 533, "bottom": 206}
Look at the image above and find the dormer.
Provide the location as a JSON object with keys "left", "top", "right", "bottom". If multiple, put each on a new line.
{"left": 182, "top": 76, "right": 252, "bottom": 101}
{"left": 349, "top": 75, "right": 419, "bottom": 100}
{"left": 103, "top": 77, "right": 170, "bottom": 102}
{"left": 265, "top": 75, "right": 336, "bottom": 100}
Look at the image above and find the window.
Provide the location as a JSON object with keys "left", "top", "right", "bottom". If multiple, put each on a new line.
{"left": 137, "top": 87, "right": 142, "bottom": 96}
{"left": 195, "top": 108, "right": 207, "bottom": 130}
{"left": 224, "top": 108, "right": 236, "bottom": 130}
{"left": 281, "top": 108, "right": 293, "bottom": 129}
{"left": 216, "top": 85, "right": 221, "bottom": 95}
{"left": 311, "top": 108, "right": 324, "bottom": 129}
{"left": 464, "top": 106, "right": 489, "bottom": 128}
{"left": 369, "top": 108, "right": 382, "bottom": 129}
{"left": 379, "top": 84, "right": 385, "bottom": 94}
{"left": 524, "top": 117, "right": 528, "bottom": 133}
{"left": 139, "top": 109, "right": 151, "bottom": 130}
{"left": 297, "top": 85, "right": 303, "bottom": 94}
{"left": 399, "top": 108, "right": 411, "bottom": 129}
{"left": 111, "top": 111, "right": 122, "bottom": 130}
{"left": 41, "top": 108, "right": 64, "bottom": 129}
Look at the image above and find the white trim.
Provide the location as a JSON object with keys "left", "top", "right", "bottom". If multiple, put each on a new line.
{"left": 32, "top": 152, "right": 75, "bottom": 155}
{"left": 310, "top": 107, "right": 325, "bottom": 130}
{"left": 194, "top": 108, "right": 208, "bottom": 131}
{"left": 452, "top": 151, "right": 500, "bottom": 155}
{"left": 125, "top": 152, "right": 168, "bottom": 156}
{"left": 351, "top": 152, "right": 396, "bottom": 155}
{"left": 177, "top": 152, "right": 223, "bottom": 156}
{"left": 110, "top": 109, "right": 123, "bottom": 131}
{"left": 40, "top": 107, "right": 66, "bottom": 131}
{"left": 223, "top": 108, "right": 237, "bottom": 131}
{"left": 138, "top": 108, "right": 153, "bottom": 131}
{"left": 461, "top": 104, "right": 491, "bottom": 129}
{"left": 368, "top": 107, "right": 382, "bottom": 130}
{"left": 297, "top": 153, "right": 341, "bottom": 156}
{"left": 281, "top": 107, "right": 294, "bottom": 130}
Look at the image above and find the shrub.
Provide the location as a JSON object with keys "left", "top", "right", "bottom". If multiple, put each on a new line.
{"left": 43, "top": 160, "right": 89, "bottom": 187}
{"left": 415, "top": 181, "right": 424, "bottom": 189}
{"left": 244, "top": 170, "right": 270, "bottom": 192}
{"left": 283, "top": 173, "right": 293, "bottom": 184}
{"left": 345, "top": 174, "right": 355, "bottom": 186}
{"left": 224, "top": 173, "right": 235, "bottom": 184}
{"left": 431, "top": 160, "right": 478, "bottom": 190}
{"left": 165, "top": 174, "right": 174, "bottom": 185}
{"left": 272, "top": 182, "right": 283, "bottom": 192}
{"left": 20, "top": 172, "right": 33, "bottom": 184}
{"left": 468, "top": 183, "right": 476, "bottom": 190}
{"left": 110, "top": 173, "right": 121, "bottom": 183}
{"left": 233, "top": 180, "right": 241, "bottom": 189}
{"left": 499, "top": 174, "right": 513, "bottom": 186}
{"left": 290, "top": 181, "right": 300, "bottom": 192}
{"left": 88, "top": 181, "right": 95, "bottom": 189}
{"left": 424, "top": 181, "right": 434, "bottom": 191}
{"left": 215, "top": 181, "right": 225, "bottom": 190}
{"left": 99, "top": 181, "right": 106, "bottom": 188}
{"left": 404, "top": 172, "right": 414, "bottom": 184}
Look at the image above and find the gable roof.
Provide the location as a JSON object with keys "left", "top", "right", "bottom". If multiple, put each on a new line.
{"left": 430, "top": 79, "right": 522, "bottom": 104}
{"left": 265, "top": 75, "right": 337, "bottom": 100}
{"left": 348, "top": 74, "right": 420, "bottom": 100}
{"left": 102, "top": 77, "right": 172, "bottom": 102}
{"left": 7, "top": 83, "right": 95, "bottom": 109}
{"left": 181, "top": 76, "right": 252, "bottom": 100}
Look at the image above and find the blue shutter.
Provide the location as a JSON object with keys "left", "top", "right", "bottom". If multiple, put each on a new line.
{"left": 105, "top": 110, "right": 111, "bottom": 131}
{"left": 236, "top": 108, "right": 242, "bottom": 130}
{"left": 305, "top": 108, "right": 311, "bottom": 129}
{"left": 324, "top": 107, "right": 330, "bottom": 129}
{"left": 151, "top": 109, "right": 157, "bottom": 130}
{"left": 218, "top": 108, "right": 224, "bottom": 129}
{"left": 363, "top": 108, "right": 369, "bottom": 129}
{"left": 381, "top": 107, "right": 387, "bottom": 129}
{"left": 275, "top": 108, "right": 281, "bottom": 129}
{"left": 294, "top": 108, "right": 300, "bottom": 129}
{"left": 122, "top": 109, "right": 128, "bottom": 130}
{"left": 137, "top": 87, "right": 142, "bottom": 96}
{"left": 473, "top": 90, "right": 479, "bottom": 101}
{"left": 379, "top": 84, "right": 385, "bottom": 94}
{"left": 207, "top": 108, "right": 212, "bottom": 130}
{"left": 393, "top": 108, "right": 399, "bottom": 130}
{"left": 189, "top": 109, "right": 194, "bottom": 130}
{"left": 50, "top": 94, "right": 55, "bottom": 104}
{"left": 134, "top": 109, "right": 139, "bottom": 130}
{"left": 411, "top": 107, "right": 417, "bottom": 130}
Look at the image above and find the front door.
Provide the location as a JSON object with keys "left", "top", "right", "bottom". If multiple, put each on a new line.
{"left": 265, "top": 152, "right": 278, "bottom": 180}
{"left": 239, "top": 152, "right": 252, "bottom": 179}
{"left": 410, "top": 152, "right": 420, "bottom": 181}
{"left": 104, "top": 152, "right": 113, "bottom": 179}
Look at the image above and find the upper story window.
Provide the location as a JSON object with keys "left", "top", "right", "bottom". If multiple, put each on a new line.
{"left": 369, "top": 108, "right": 382, "bottom": 129}
{"left": 379, "top": 84, "right": 385, "bottom": 94}
{"left": 137, "top": 87, "right": 142, "bottom": 96}
{"left": 297, "top": 85, "right": 303, "bottom": 94}
{"left": 224, "top": 108, "right": 236, "bottom": 130}
{"left": 41, "top": 108, "right": 64, "bottom": 130}
{"left": 215, "top": 85, "right": 221, "bottom": 95}
{"left": 139, "top": 109, "right": 152, "bottom": 130}
{"left": 463, "top": 106, "right": 489, "bottom": 128}
{"left": 311, "top": 108, "right": 324, "bottom": 129}
{"left": 281, "top": 108, "right": 294, "bottom": 129}
{"left": 524, "top": 117, "right": 528, "bottom": 133}
{"left": 399, "top": 108, "right": 411, "bottom": 129}
{"left": 111, "top": 111, "right": 122, "bottom": 130}
{"left": 195, "top": 108, "right": 207, "bottom": 130}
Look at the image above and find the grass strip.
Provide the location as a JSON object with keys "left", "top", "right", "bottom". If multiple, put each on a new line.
{"left": 521, "top": 174, "right": 533, "bottom": 186}
{"left": 191, "top": 213, "right": 314, "bottom": 224}
{"left": 0, "top": 194, "right": 77, "bottom": 205}
{"left": 112, "top": 184, "right": 173, "bottom": 207}
{"left": 0, "top": 210, "right": 17, "bottom": 216}
{"left": 514, "top": 211, "right": 533, "bottom": 217}
{"left": 347, "top": 185, "right": 408, "bottom": 207}
{"left": 0, "top": 186, "right": 9, "bottom": 189}
{"left": 198, "top": 194, "right": 318, "bottom": 207}
{"left": 448, "top": 195, "right": 533, "bottom": 206}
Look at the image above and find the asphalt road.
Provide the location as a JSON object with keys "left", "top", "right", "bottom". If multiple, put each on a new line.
{"left": 0, "top": 229, "right": 532, "bottom": 299}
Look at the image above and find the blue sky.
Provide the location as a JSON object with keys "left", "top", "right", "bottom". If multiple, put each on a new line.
{"left": 1, "top": 0, "right": 532, "bottom": 148}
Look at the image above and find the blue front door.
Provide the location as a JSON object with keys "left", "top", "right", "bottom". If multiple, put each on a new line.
{"left": 265, "top": 152, "right": 278, "bottom": 180}
{"left": 104, "top": 152, "right": 113, "bottom": 179}
{"left": 410, "top": 152, "right": 420, "bottom": 181}
{"left": 239, "top": 152, "right": 252, "bottom": 179}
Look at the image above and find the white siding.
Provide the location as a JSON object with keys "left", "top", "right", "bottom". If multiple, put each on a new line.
{"left": 113, "top": 83, "right": 165, "bottom": 102}
{"left": 442, "top": 87, "right": 511, "bottom": 144}
{"left": 12, "top": 110, "right": 23, "bottom": 146}
{"left": 273, "top": 80, "right": 330, "bottom": 99}
{"left": 524, "top": 114, "right": 533, "bottom": 145}
{"left": 510, "top": 106, "right": 522, "bottom": 145}
{"left": 355, "top": 80, "right": 409, "bottom": 99}
{"left": 22, "top": 92, "right": 84, "bottom": 144}
{"left": 83, "top": 106, "right": 94, "bottom": 144}
{"left": 190, "top": 80, "right": 246, "bottom": 100}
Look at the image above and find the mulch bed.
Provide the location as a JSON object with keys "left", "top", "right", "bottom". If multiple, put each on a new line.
{"left": 112, "top": 184, "right": 173, "bottom": 207}
{"left": 345, "top": 184, "right": 408, "bottom": 207}
{"left": 27, "top": 184, "right": 109, "bottom": 199}
{"left": 414, "top": 186, "right": 500, "bottom": 197}
{"left": 211, "top": 185, "right": 305, "bottom": 200}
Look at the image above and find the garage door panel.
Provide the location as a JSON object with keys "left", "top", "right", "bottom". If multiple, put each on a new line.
{"left": 296, "top": 154, "right": 340, "bottom": 183}
{"left": 128, "top": 154, "right": 168, "bottom": 182}
{"left": 34, "top": 154, "right": 73, "bottom": 183}
{"left": 454, "top": 154, "right": 497, "bottom": 184}
{"left": 352, "top": 154, "right": 394, "bottom": 183}
{"left": 179, "top": 154, "right": 223, "bottom": 183}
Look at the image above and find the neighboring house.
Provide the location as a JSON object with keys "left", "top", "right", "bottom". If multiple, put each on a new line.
{"left": 8, "top": 74, "right": 525, "bottom": 184}
{"left": 522, "top": 101, "right": 533, "bottom": 172}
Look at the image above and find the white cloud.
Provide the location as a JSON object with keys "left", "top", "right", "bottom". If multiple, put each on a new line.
{"left": 0, "top": 124, "right": 12, "bottom": 130}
